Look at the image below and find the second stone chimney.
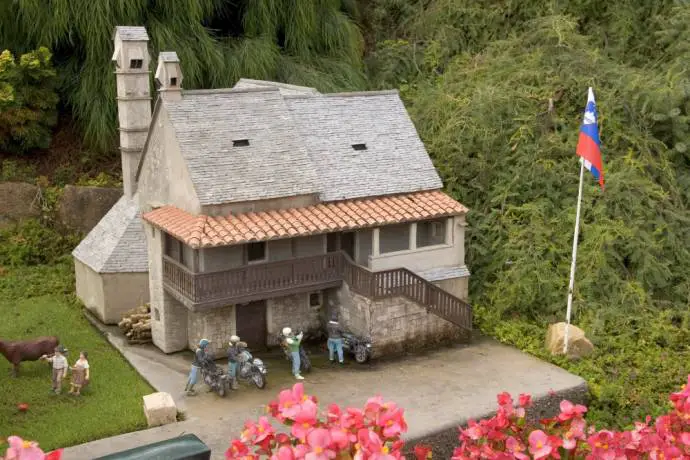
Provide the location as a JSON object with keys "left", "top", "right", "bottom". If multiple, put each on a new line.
{"left": 112, "top": 26, "right": 152, "bottom": 198}
{"left": 155, "top": 52, "right": 183, "bottom": 102}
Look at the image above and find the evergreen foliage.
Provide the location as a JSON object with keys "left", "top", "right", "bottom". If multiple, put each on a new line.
{"left": 365, "top": 0, "right": 690, "bottom": 427}
{"left": 0, "top": 0, "right": 366, "bottom": 151}
{"left": 0, "top": 47, "right": 59, "bottom": 154}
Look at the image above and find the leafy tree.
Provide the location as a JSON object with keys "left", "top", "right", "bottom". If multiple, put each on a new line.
{"left": 0, "top": 0, "right": 366, "bottom": 151}
{"left": 0, "top": 47, "right": 59, "bottom": 154}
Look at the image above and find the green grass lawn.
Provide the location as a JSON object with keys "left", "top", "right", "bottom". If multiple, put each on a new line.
{"left": 0, "top": 262, "right": 154, "bottom": 451}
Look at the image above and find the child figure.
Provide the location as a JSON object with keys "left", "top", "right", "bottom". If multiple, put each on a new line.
{"left": 69, "top": 351, "right": 90, "bottom": 396}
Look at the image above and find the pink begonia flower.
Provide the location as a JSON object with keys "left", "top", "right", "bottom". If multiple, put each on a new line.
{"left": 378, "top": 407, "right": 407, "bottom": 438}
{"left": 226, "top": 439, "right": 250, "bottom": 459}
{"left": 291, "top": 399, "right": 319, "bottom": 440}
{"left": 506, "top": 436, "right": 530, "bottom": 460}
{"left": 518, "top": 393, "right": 532, "bottom": 407}
{"left": 558, "top": 399, "right": 587, "bottom": 421}
{"left": 528, "top": 430, "right": 553, "bottom": 459}
{"left": 330, "top": 427, "right": 355, "bottom": 450}
{"left": 279, "top": 383, "right": 308, "bottom": 419}
{"left": 343, "top": 407, "right": 365, "bottom": 429}
{"left": 270, "top": 446, "right": 295, "bottom": 460}
{"left": 588, "top": 430, "right": 617, "bottom": 460}
{"left": 462, "top": 420, "right": 484, "bottom": 440}
{"left": 305, "top": 428, "right": 336, "bottom": 460}
{"left": 253, "top": 416, "right": 274, "bottom": 444}
{"left": 680, "top": 432, "right": 690, "bottom": 446}
{"left": 354, "top": 429, "right": 398, "bottom": 460}
{"left": 326, "top": 403, "right": 342, "bottom": 424}
{"left": 4, "top": 436, "right": 48, "bottom": 460}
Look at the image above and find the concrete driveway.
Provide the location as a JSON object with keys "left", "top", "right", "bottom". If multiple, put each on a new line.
{"left": 62, "top": 317, "right": 587, "bottom": 459}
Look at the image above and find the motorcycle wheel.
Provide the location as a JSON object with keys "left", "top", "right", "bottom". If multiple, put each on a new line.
{"left": 300, "top": 349, "right": 312, "bottom": 373}
{"left": 355, "top": 345, "right": 370, "bottom": 364}
{"left": 252, "top": 372, "right": 266, "bottom": 389}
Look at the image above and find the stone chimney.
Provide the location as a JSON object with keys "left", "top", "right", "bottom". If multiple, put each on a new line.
{"left": 155, "top": 52, "right": 183, "bottom": 102}
{"left": 112, "top": 26, "right": 152, "bottom": 198}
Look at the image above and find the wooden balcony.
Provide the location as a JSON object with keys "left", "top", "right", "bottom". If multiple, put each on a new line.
{"left": 162, "top": 251, "right": 473, "bottom": 333}
{"left": 162, "top": 252, "right": 344, "bottom": 311}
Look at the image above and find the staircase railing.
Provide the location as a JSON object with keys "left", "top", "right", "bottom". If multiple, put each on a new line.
{"left": 340, "top": 253, "right": 472, "bottom": 332}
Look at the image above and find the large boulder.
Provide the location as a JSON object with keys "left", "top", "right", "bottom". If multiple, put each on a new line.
{"left": 546, "top": 322, "right": 594, "bottom": 360}
{"left": 58, "top": 185, "right": 122, "bottom": 233}
{"left": 0, "top": 182, "right": 41, "bottom": 227}
{"left": 142, "top": 392, "right": 177, "bottom": 428}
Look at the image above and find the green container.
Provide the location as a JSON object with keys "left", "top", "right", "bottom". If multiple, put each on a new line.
{"left": 93, "top": 434, "right": 211, "bottom": 460}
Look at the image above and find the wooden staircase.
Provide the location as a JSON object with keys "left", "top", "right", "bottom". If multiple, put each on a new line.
{"left": 341, "top": 254, "right": 473, "bottom": 333}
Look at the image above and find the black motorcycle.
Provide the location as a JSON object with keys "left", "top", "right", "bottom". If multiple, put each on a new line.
{"left": 342, "top": 332, "right": 372, "bottom": 364}
{"left": 200, "top": 352, "right": 230, "bottom": 397}
{"left": 278, "top": 332, "right": 312, "bottom": 373}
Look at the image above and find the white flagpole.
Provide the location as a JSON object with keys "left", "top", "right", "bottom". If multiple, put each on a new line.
{"left": 564, "top": 158, "right": 585, "bottom": 354}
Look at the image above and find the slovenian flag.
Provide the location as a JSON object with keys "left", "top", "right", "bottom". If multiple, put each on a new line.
{"left": 576, "top": 87, "right": 604, "bottom": 190}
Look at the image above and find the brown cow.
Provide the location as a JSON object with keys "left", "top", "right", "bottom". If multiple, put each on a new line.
{"left": 0, "top": 336, "right": 59, "bottom": 377}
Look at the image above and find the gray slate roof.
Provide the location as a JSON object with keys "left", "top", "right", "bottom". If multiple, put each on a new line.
{"left": 285, "top": 91, "right": 443, "bottom": 201}
{"left": 114, "top": 26, "right": 149, "bottom": 41}
{"left": 160, "top": 82, "right": 442, "bottom": 205}
{"left": 415, "top": 265, "right": 471, "bottom": 282}
{"left": 158, "top": 51, "right": 179, "bottom": 62}
{"left": 72, "top": 194, "right": 148, "bottom": 273}
{"left": 164, "top": 88, "right": 319, "bottom": 205}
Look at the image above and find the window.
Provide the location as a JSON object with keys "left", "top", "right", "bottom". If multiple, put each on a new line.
{"left": 309, "top": 292, "right": 322, "bottom": 307}
{"left": 379, "top": 223, "right": 410, "bottom": 254}
{"left": 164, "top": 233, "right": 189, "bottom": 266}
{"left": 326, "top": 233, "right": 338, "bottom": 253}
{"left": 247, "top": 242, "right": 266, "bottom": 263}
{"left": 233, "top": 139, "right": 250, "bottom": 147}
{"left": 130, "top": 59, "right": 143, "bottom": 69}
{"left": 170, "top": 77, "right": 177, "bottom": 86}
{"left": 417, "top": 219, "right": 447, "bottom": 247}
{"left": 351, "top": 143, "right": 367, "bottom": 151}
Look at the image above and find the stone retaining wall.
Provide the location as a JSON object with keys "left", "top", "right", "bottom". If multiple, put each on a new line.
{"left": 0, "top": 181, "right": 122, "bottom": 233}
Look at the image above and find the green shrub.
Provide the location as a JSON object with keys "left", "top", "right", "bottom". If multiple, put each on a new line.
{"left": 0, "top": 219, "right": 80, "bottom": 267}
{"left": 0, "top": 47, "right": 59, "bottom": 154}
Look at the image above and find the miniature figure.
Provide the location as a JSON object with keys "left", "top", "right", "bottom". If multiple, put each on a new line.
{"left": 327, "top": 313, "right": 345, "bottom": 364}
{"left": 227, "top": 335, "right": 247, "bottom": 390}
{"left": 185, "top": 338, "right": 209, "bottom": 396}
{"left": 40, "top": 345, "right": 68, "bottom": 394}
{"left": 0, "top": 336, "right": 59, "bottom": 377}
{"left": 282, "top": 327, "right": 304, "bottom": 380}
{"left": 68, "top": 351, "right": 90, "bottom": 396}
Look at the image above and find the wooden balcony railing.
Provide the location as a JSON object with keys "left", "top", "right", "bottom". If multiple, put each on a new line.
{"left": 162, "top": 251, "right": 472, "bottom": 332}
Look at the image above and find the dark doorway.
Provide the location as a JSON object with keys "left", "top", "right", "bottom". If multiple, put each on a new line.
{"left": 235, "top": 300, "right": 267, "bottom": 350}
{"left": 340, "top": 232, "right": 355, "bottom": 260}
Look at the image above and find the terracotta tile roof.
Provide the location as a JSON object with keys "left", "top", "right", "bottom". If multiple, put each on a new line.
{"left": 142, "top": 191, "right": 468, "bottom": 249}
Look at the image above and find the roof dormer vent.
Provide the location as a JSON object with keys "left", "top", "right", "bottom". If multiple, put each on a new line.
{"left": 233, "top": 139, "right": 250, "bottom": 147}
{"left": 352, "top": 143, "right": 367, "bottom": 151}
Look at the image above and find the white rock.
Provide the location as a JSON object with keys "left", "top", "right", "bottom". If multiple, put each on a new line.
{"left": 143, "top": 392, "right": 177, "bottom": 427}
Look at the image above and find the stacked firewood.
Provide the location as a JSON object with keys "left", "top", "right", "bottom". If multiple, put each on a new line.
{"left": 118, "top": 304, "right": 152, "bottom": 344}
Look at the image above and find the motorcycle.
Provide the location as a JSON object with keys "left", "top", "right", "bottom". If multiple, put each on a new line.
{"left": 342, "top": 332, "right": 372, "bottom": 364}
{"left": 278, "top": 332, "right": 312, "bottom": 373}
{"left": 200, "top": 352, "right": 229, "bottom": 397}
{"left": 236, "top": 349, "right": 268, "bottom": 389}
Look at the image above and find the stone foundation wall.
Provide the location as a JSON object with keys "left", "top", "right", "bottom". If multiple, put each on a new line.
{"left": 266, "top": 292, "right": 323, "bottom": 346}
{"left": 335, "top": 284, "right": 465, "bottom": 358}
{"left": 187, "top": 305, "right": 235, "bottom": 357}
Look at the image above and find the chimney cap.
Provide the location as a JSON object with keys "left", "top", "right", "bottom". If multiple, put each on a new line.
{"left": 113, "top": 26, "right": 149, "bottom": 42}
{"left": 158, "top": 51, "right": 180, "bottom": 63}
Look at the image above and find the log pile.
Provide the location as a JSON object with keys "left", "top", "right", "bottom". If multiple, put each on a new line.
{"left": 118, "top": 304, "right": 152, "bottom": 344}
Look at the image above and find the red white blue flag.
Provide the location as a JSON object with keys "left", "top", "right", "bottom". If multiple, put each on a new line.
{"left": 576, "top": 87, "right": 604, "bottom": 190}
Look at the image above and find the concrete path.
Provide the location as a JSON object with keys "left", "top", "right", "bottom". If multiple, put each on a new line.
{"left": 63, "top": 315, "right": 587, "bottom": 459}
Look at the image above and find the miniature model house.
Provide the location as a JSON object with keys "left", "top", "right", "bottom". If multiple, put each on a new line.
{"left": 73, "top": 26, "right": 473, "bottom": 358}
